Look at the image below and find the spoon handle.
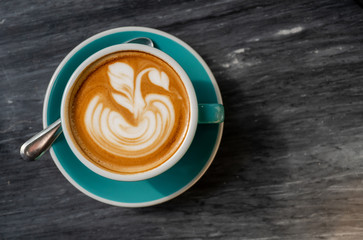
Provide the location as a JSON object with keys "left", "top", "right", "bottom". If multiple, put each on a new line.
{"left": 20, "top": 119, "right": 62, "bottom": 161}
{"left": 20, "top": 37, "right": 154, "bottom": 161}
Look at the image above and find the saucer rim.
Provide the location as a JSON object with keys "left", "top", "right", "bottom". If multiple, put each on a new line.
{"left": 42, "top": 26, "right": 224, "bottom": 207}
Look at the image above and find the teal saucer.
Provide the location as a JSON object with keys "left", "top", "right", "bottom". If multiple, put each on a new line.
{"left": 43, "top": 27, "right": 223, "bottom": 207}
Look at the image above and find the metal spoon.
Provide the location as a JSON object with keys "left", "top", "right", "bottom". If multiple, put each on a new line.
{"left": 20, "top": 37, "right": 154, "bottom": 161}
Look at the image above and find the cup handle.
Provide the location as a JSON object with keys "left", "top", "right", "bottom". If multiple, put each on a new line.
{"left": 198, "top": 104, "right": 224, "bottom": 124}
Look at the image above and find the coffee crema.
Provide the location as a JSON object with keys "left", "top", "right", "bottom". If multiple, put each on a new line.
{"left": 68, "top": 51, "right": 190, "bottom": 174}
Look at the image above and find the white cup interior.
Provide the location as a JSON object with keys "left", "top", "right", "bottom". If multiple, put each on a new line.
{"left": 61, "top": 44, "right": 198, "bottom": 181}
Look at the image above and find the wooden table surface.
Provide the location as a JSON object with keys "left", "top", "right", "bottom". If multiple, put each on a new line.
{"left": 1, "top": 0, "right": 363, "bottom": 239}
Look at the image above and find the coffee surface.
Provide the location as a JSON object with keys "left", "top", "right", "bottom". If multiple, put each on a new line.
{"left": 68, "top": 51, "right": 190, "bottom": 174}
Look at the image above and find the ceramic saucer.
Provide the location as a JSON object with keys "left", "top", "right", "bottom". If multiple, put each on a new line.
{"left": 43, "top": 27, "right": 223, "bottom": 207}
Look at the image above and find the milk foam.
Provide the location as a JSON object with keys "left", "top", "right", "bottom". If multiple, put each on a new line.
{"left": 84, "top": 62, "right": 175, "bottom": 158}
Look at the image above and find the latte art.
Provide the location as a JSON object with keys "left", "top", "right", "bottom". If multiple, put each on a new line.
{"left": 85, "top": 62, "right": 175, "bottom": 158}
{"left": 69, "top": 51, "right": 190, "bottom": 174}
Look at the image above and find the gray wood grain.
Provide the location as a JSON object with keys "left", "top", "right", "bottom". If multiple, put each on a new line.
{"left": 1, "top": 0, "right": 363, "bottom": 239}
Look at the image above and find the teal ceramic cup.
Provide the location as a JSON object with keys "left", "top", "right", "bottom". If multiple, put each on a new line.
{"left": 60, "top": 43, "right": 224, "bottom": 182}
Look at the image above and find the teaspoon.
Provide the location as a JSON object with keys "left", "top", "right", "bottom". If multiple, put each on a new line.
{"left": 20, "top": 37, "right": 154, "bottom": 161}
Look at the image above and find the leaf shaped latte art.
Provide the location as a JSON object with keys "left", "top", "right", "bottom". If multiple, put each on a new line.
{"left": 148, "top": 69, "right": 169, "bottom": 91}
{"left": 84, "top": 62, "right": 175, "bottom": 158}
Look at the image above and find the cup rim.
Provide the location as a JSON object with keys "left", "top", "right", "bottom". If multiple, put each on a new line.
{"left": 60, "top": 43, "right": 198, "bottom": 181}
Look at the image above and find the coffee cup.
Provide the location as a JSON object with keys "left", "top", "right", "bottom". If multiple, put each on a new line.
{"left": 61, "top": 43, "right": 224, "bottom": 181}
